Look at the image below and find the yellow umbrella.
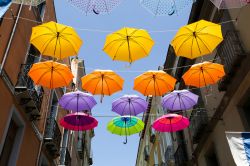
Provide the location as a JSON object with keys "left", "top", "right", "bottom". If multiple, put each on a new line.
{"left": 30, "top": 21, "right": 83, "bottom": 60}
{"left": 103, "top": 27, "right": 154, "bottom": 64}
{"left": 28, "top": 61, "right": 74, "bottom": 89}
{"left": 134, "top": 70, "right": 176, "bottom": 96}
{"left": 171, "top": 20, "right": 223, "bottom": 59}
{"left": 81, "top": 70, "right": 124, "bottom": 101}
{"left": 182, "top": 61, "right": 225, "bottom": 88}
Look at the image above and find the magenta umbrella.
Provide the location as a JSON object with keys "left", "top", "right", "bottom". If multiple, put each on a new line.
{"left": 152, "top": 114, "right": 189, "bottom": 132}
{"left": 59, "top": 112, "right": 98, "bottom": 131}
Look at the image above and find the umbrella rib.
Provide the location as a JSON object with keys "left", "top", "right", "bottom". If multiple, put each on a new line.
{"left": 60, "top": 36, "right": 78, "bottom": 56}
{"left": 30, "top": 32, "right": 56, "bottom": 42}
{"left": 40, "top": 36, "right": 57, "bottom": 56}
{"left": 37, "top": 25, "right": 57, "bottom": 33}
{"left": 171, "top": 95, "right": 179, "bottom": 110}
{"left": 125, "top": 28, "right": 132, "bottom": 63}
{"left": 175, "top": 35, "right": 194, "bottom": 55}
{"left": 121, "top": 102, "right": 129, "bottom": 116}
{"left": 203, "top": 67, "right": 225, "bottom": 74}
{"left": 103, "top": 0, "right": 110, "bottom": 13}
{"left": 103, "top": 77, "right": 111, "bottom": 95}
{"left": 53, "top": 69, "right": 70, "bottom": 85}
{"left": 130, "top": 102, "right": 138, "bottom": 116}
{"left": 194, "top": 36, "right": 203, "bottom": 56}
{"left": 180, "top": 94, "right": 196, "bottom": 105}
{"left": 103, "top": 38, "right": 126, "bottom": 50}
{"left": 79, "top": 96, "right": 93, "bottom": 110}
{"left": 132, "top": 100, "right": 147, "bottom": 110}
{"left": 63, "top": 97, "right": 77, "bottom": 110}
{"left": 129, "top": 38, "right": 149, "bottom": 55}
{"left": 183, "top": 70, "right": 202, "bottom": 85}
{"left": 198, "top": 32, "right": 223, "bottom": 39}
{"left": 131, "top": 35, "right": 154, "bottom": 42}
{"left": 103, "top": 75, "right": 123, "bottom": 90}
{"left": 196, "top": 35, "right": 212, "bottom": 52}
{"left": 143, "top": 76, "right": 153, "bottom": 95}
{"left": 35, "top": 69, "right": 51, "bottom": 85}
{"left": 171, "top": 33, "right": 193, "bottom": 43}
{"left": 203, "top": 70, "right": 216, "bottom": 84}
{"left": 110, "top": 40, "right": 127, "bottom": 60}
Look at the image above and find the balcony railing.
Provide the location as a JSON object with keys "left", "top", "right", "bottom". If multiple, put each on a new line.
{"left": 60, "top": 147, "right": 71, "bottom": 166}
{"left": 216, "top": 30, "right": 246, "bottom": 91}
{"left": 189, "top": 109, "right": 209, "bottom": 144}
{"left": 13, "top": 0, "right": 46, "bottom": 6}
{"left": 65, "top": 148, "right": 71, "bottom": 166}
{"left": 77, "top": 133, "right": 85, "bottom": 159}
{"left": 174, "top": 143, "right": 188, "bottom": 166}
{"left": 44, "top": 118, "right": 62, "bottom": 159}
{"left": 14, "top": 64, "right": 43, "bottom": 120}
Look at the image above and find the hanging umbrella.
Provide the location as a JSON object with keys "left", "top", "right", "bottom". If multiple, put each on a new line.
{"left": 140, "top": 0, "right": 193, "bottom": 16}
{"left": 28, "top": 61, "right": 74, "bottom": 89}
{"left": 171, "top": 20, "right": 223, "bottom": 59}
{"left": 67, "top": 0, "right": 122, "bottom": 15}
{"left": 30, "top": 21, "right": 82, "bottom": 60}
{"left": 107, "top": 116, "right": 144, "bottom": 144}
{"left": 134, "top": 70, "right": 176, "bottom": 96}
{"left": 0, "top": 0, "right": 11, "bottom": 7}
{"left": 59, "top": 112, "right": 98, "bottom": 131}
{"left": 152, "top": 113, "right": 189, "bottom": 132}
{"left": 210, "top": 0, "right": 249, "bottom": 9}
{"left": 182, "top": 61, "right": 225, "bottom": 88}
{"left": 81, "top": 70, "right": 124, "bottom": 102}
{"left": 103, "top": 27, "right": 154, "bottom": 64}
{"left": 162, "top": 90, "right": 199, "bottom": 111}
{"left": 59, "top": 91, "right": 97, "bottom": 112}
{"left": 112, "top": 95, "right": 148, "bottom": 116}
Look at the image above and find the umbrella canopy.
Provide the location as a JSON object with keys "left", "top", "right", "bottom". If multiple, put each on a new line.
{"left": 81, "top": 70, "right": 124, "bottom": 98}
{"left": 107, "top": 116, "right": 144, "bottom": 144}
{"left": 171, "top": 20, "right": 223, "bottom": 59}
{"left": 103, "top": 27, "right": 154, "bottom": 64}
{"left": 162, "top": 90, "right": 199, "bottom": 111}
{"left": 30, "top": 21, "right": 82, "bottom": 60}
{"left": 152, "top": 113, "right": 189, "bottom": 132}
{"left": 59, "top": 112, "right": 98, "bottom": 131}
{"left": 67, "top": 0, "right": 122, "bottom": 15}
{"left": 140, "top": 0, "right": 193, "bottom": 16}
{"left": 182, "top": 61, "right": 225, "bottom": 88}
{"left": 28, "top": 61, "right": 74, "bottom": 89}
{"left": 0, "top": 0, "right": 11, "bottom": 6}
{"left": 210, "top": 0, "right": 249, "bottom": 9}
{"left": 134, "top": 70, "right": 176, "bottom": 96}
{"left": 59, "top": 91, "right": 97, "bottom": 112}
{"left": 112, "top": 95, "right": 148, "bottom": 116}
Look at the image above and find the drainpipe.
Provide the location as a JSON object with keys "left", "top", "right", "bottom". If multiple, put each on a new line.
{"left": 0, "top": 1, "right": 24, "bottom": 75}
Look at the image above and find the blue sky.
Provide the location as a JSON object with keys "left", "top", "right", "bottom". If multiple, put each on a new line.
{"left": 55, "top": 1, "right": 191, "bottom": 165}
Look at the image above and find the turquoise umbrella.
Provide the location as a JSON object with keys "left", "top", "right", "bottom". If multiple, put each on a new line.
{"left": 107, "top": 116, "right": 144, "bottom": 144}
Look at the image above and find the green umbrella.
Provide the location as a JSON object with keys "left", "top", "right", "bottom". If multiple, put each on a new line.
{"left": 107, "top": 116, "right": 145, "bottom": 144}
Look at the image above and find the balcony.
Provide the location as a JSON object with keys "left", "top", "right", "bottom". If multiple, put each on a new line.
{"left": 14, "top": 64, "right": 43, "bottom": 120}
{"left": 150, "top": 133, "right": 156, "bottom": 144}
{"left": 190, "top": 109, "right": 209, "bottom": 144}
{"left": 43, "top": 118, "right": 62, "bottom": 159}
{"left": 174, "top": 143, "right": 188, "bottom": 166}
{"left": 60, "top": 147, "right": 71, "bottom": 166}
{"left": 13, "top": 0, "right": 46, "bottom": 6}
{"left": 65, "top": 148, "right": 71, "bottom": 166}
{"left": 216, "top": 31, "right": 247, "bottom": 91}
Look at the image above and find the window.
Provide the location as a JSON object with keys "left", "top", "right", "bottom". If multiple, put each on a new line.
{"left": 37, "top": 2, "right": 46, "bottom": 21}
{"left": 0, "top": 107, "right": 25, "bottom": 166}
{"left": 50, "top": 91, "right": 58, "bottom": 119}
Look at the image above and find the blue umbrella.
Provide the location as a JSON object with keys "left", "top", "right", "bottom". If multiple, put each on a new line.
{"left": 140, "top": 0, "right": 194, "bottom": 16}
{"left": 0, "top": 0, "right": 11, "bottom": 7}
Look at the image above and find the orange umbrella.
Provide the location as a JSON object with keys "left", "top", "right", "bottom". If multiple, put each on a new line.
{"left": 81, "top": 70, "right": 124, "bottom": 101}
{"left": 134, "top": 70, "right": 176, "bottom": 96}
{"left": 182, "top": 61, "right": 225, "bottom": 88}
{"left": 28, "top": 61, "right": 74, "bottom": 89}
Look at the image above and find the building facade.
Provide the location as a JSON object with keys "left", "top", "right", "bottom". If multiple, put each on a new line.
{"left": 0, "top": 1, "right": 94, "bottom": 166}
{"left": 164, "top": 0, "right": 250, "bottom": 165}
{"left": 136, "top": 96, "right": 174, "bottom": 166}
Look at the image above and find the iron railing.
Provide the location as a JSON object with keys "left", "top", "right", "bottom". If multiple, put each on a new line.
{"left": 44, "top": 118, "right": 62, "bottom": 158}
{"left": 144, "top": 145, "right": 150, "bottom": 162}
{"left": 174, "top": 143, "right": 188, "bottom": 166}
{"left": 15, "top": 64, "right": 43, "bottom": 119}
{"left": 216, "top": 30, "right": 246, "bottom": 91}
{"left": 189, "top": 109, "right": 209, "bottom": 144}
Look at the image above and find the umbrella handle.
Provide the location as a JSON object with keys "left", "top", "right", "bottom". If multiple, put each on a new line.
{"left": 123, "top": 135, "right": 127, "bottom": 144}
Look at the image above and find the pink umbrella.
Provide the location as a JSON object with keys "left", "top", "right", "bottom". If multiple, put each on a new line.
{"left": 152, "top": 114, "right": 189, "bottom": 132}
{"left": 59, "top": 112, "right": 98, "bottom": 131}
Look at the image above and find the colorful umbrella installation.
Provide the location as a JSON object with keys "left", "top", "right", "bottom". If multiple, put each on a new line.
{"left": 140, "top": 0, "right": 193, "bottom": 16}
{"left": 162, "top": 90, "right": 199, "bottom": 111}
{"left": 59, "top": 91, "right": 97, "bottom": 112}
{"left": 171, "top": 20, "right": 223, "bottom": 59}
{"left": 112, "top": 95, "right": 148, "bottom": 116}
{"left": 134, "top": 70, "right": 176, "bottom": 96}
{"left": 103, "top": 27, "right": 154, "bottom": 64}
{"left": 60, "top": 112, "right": 98, "bottom": 131}
{"left": 30, "top": 21, "right": 83, "bottom": 60}
{"left": 67, "top": 0, "right": 122, "bottom": 15}
{"left": 107, "top": 116, "right": 144, "bottom": 144}
{"left": 152, "top": 114, "right": 189, "bottom": 132}
{"left": 28, "top": 61, "right": 74, "bottom": 89}
{"left": 210, "top": 0, "right": 249, "bottom": 9}
{"left": 81, "top": 70, "right": 124, "bottom": 102}
{"left": 182, "top": 61, "right": 225, "bottom": 88}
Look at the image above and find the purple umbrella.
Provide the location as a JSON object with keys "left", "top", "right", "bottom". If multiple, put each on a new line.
{"left": 59, "top": 91, "right": 97, "bottom": 112}
{"left": 162, "top": 90, "right": 198, "bottom": 111}
{"left": 112, "top": 95, "right": 148, "bottom": 116}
